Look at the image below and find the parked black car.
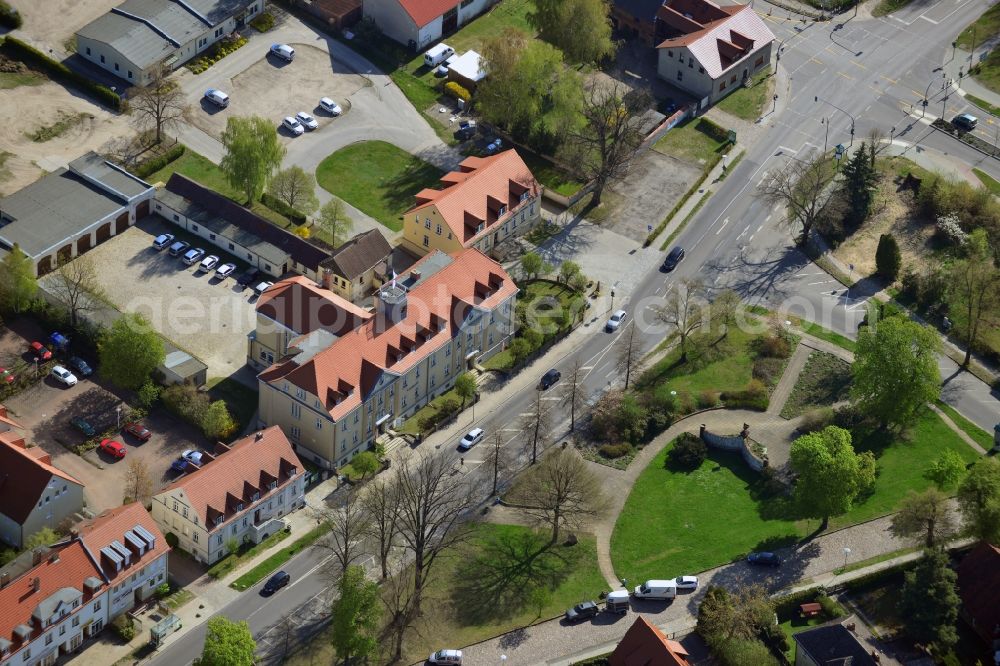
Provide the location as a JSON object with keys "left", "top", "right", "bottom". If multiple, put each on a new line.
{"left": 68, "top": 356, "right": 93, "bottom": 377}
{"left": 236, "top": 268, "right": 261, "bottom": 288}
{"left": 662, "top": 246, "right": 685, "bottom": 272}
{"left": 564, "top": 601, "right": 600, "bottom": 623}
{"left": 747, "top": 551, "right": 782, "bottom": 567}
{"left": 261, "top": 570, "right": 290, "bottom": 595}
{"left": 540, "top": 369, "right": 561, "bottom": 390}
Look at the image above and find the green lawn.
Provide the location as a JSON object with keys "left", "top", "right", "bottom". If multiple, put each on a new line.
{"left": 637, "top": 326, "right": 756, "bottom": 396}
{"left": 716, "top": 67, "right": 773, "bottom": 121}
{"left": 521, "top": 280, "right": 584, "bottom": 334}
{"left": 956, "top": 4, "right": 1000, "bottom": 49}
{"left": 970, "top": 47, "right": 1000, "bottom": 95}
{"left": 0, "top": 71, "right": 44, "bottom": 89}
{"left": 936, "top": 401, "right": 996, "bottom": 450}
{"left": 973, "top": 167, "right": 1000, "bottom": 195}
{"left": 519, "top": 150, "right": 585, "bottom": 197}
{"left": 872, "top": 0, "right": 915, "bottom": 17}
{"left": 653, "top": 118, "right": 729, "bottom": 166}
{"left": 206, "top": 528, "right": 290, "bottom": 579}
{"left": 611, "top": 410, "right": 979, "bottom": 581}
{"left": 798, "top": 319, "right": 857, "bottom": 353}
{"left": 397, "top": 384, "right": 472, "bottom": 436}
{"left": 146, "top": 149, "right": 293, "bottom": 228}
{"left": 780, "top": 351, "right": 852, "bottom": 419}
{"left": 230, "top": 523, "right": 330, "bottom": 591}
{"left": 315, "top": 141, "right": 443, "bottom": 232}
{"left": 966, "top": 93, "right": 1000, "bottom": 117}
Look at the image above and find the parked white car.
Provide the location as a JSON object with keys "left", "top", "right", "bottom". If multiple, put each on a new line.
{"left": 204, "top": 88, "right": 229, "bottom": 108}
{"left": 198, "top": 255, "right": 219, "bottom": 272}
{"left": 673, "top": 575, "right": 699, "bottom": 591}
{"left": 183, "top": 248, "right": 206, "bottom": 265}
{"left": 253, "top": 281, "right": 275, "bottom": 295}
{"left": 152, "top": 233, "right": 174, "bottom": 250}
{"left": 319, "top": 97, "right": 342, "bottom": 115}
{"left": 215, "top": 262, "right": 237, "bottom": 279}
{"left": 50, "top": 365, "right": 78, "bottom": 387}
{"left": 282, "top": 116, "right": 304, "bottom": 136}
{"left": 270, "top": 43, "right": 295, "bottom": 61}
{"left": 295, "top": 111, "right": 318, "bottom": 130}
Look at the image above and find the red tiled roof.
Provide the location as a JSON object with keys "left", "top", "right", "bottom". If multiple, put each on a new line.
{"left": 77, "top": 503, "right": 169, "bottom": 588}
{"left": 256, "top": 275, "right": 372, "bottom": 337}
{"left": 395, "top": 0, "right": 462, "bottom": 27}
{"left": 656, "top": 0, "right": 774, "bottom": 78}
{"left": 407, "top": 150, "right": 539, "bottom": 247}
{"left": 0, "top": 541, "right": 103, "bottom": 650}
{"left": 610, "top": 616, "right": 690, "bottom": 666}
{"left": 260, "top": 249, "right": 516, "bottom": 421}
{"left": 0, "top": 433, "right": 83, "bottom": 524}
{"left": 157, "top": 427, "right": 303, "bottom": 528}
{"left": 958, "top": 541, "right": 1000, "bottom": 643}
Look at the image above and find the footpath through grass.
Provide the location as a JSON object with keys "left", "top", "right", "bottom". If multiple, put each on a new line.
{"left": 611, "top": 409, "right": 979, "bottom": 582}
{"left": 315, "top": 141, "right": 443, "bottom": 232}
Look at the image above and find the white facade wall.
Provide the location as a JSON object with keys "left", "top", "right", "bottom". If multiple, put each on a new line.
{"left": 106, "top": 555, "right": 168, "bottom": 618}
{"left": 0, "top": 477, "right": 85, "bottom": 549}
{"left": 363, "top": 0, "right": 419, "bottom": 47}
{"left": 5, "top": 588, "right": 107, "bottom": 666}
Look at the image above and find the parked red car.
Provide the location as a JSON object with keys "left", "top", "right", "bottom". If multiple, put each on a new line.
{"left": 0, "top": 367, "right": 14, "bottom": 384}
{"left": 29, "top": 341, "right": 52, "bottom": 361}
{"left": 123, "top": 422, "right": 151, "bottom": 442}
{"left": 99, "top": 439, "right": 126, "bottom": 459}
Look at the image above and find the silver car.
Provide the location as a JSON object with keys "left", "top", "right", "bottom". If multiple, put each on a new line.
{"left": 296, "top": 111, "right": 318, "bottom": 130}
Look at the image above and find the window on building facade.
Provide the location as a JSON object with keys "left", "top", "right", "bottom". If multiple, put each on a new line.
{"left": 194, "top": 533, "right": 200, "bottom": 543}
{"left": 678, "top": 53, "right": 684, "bottom": 63}
{"left": 436, "top": 223, "right": 442, "bottom": 235}
{"left": 290, "top": 426, "right": 300, "bottom": 440}
{"left": 292, "top": 403, "right": 301, "bottom": 418}
{"left": 315, "top": 418, "right": 323, "bottom": 430}
{"left": 192, "top": 224, "right": 198, "bottom": 232}
{"left": 182, "top": 507, "right": 188, "bottom": 519}
{"left": 677, "top": 70, "right": 683, "bottom": 81}
{"left": 423, "top": 235, "right": 429, "bottom": 247}
{"left": 667, "top": 50, "right": 673, "bottom": 57}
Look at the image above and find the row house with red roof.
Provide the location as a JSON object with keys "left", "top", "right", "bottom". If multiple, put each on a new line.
{"left": 149, "top": 427, "right": 305, "bottom": 564}
{"left": 256, "top": 248, "right": 518, "bottom": 469}
{"left": 0, "top": 503, "right": 168, "bottom": 666}
{"left": 363, "top": 0, "right": 499, "bottom": 50}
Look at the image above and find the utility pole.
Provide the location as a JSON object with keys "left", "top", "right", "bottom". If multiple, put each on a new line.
{"left": 971, "top": 27, "right": 977, "bottom": 65}
{"left": 822, "top": 117, "right": 830, "bottom": 154}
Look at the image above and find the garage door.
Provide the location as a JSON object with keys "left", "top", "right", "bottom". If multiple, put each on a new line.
{"left": 114, "top": 212, "right": 128, "bottom": 235}
{"left": 137, "top": 200, "right": 150, "bottom": 219}
{"left": 76, "top": 235, "right": 93, "bottom": 253}
{"left": 96, "top": 223, "right": 111, "bottom": 243}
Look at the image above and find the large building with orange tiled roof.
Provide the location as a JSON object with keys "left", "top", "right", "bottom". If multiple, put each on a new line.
{"left": 0, "top": 502, "right": 167, "bottom": 666}
{"left": 150, "top": 426, "right": 305, "bottom": 565}
{"left": 256, "top": 248, "right": 517, "bottom": 469}
{"left": 401, "top": 150, "right": 541, "bottom": 259}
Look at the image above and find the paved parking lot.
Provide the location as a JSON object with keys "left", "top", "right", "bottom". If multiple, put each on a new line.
{"left": 187, "top": 43, "right": 366, "bottom": 141}
{"left": 74, "top": 217, "right": 258, "bottom": 377}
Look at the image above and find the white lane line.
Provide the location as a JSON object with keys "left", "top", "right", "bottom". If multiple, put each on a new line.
{"left": 748, "top": 234, "right": 755, "bottom": 242}
{"left": 737, "top": 224, "right": 751, "bottom": 240}
{"left": 247, "top": 554, "right": 335, "bottom": 620}
{"left": 581, "top": 366, "right": 594, "bottom": 371}
{"left": 918, "top": 14, "right": 939, "bottom": 24}
{"left": 716, "top": 218, "right": 730, "bottom": 235}
{"left": 692, "top": 157, "right": 773, "bottom": 251}
{"left": 796, "top": 271, "right": 826, "bottom": 277}
{"left": 605, "top": 370, "right": 617, "bottom": 379}
{"left": 808, "top": 280, "right": 837, "bottom": 285}
{"left": 756, "top": 224, "right": 764, "bottom": 233}
{"left": 764, "top": 214, "right": 772, "bottom": 223}
{"left": 777, "top": 145, "right": 798, "bottom": 154}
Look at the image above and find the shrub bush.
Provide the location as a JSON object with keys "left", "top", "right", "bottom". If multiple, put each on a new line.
{"left": 799, "top": 406, "right": 835, "bottom": 432}
{"left": 833, "top": 404, "right": 870, "bottom": 431}
{"left": 714, "top": 638, "right": 779, "bottom": 666}
{"left": 112, "top": 615, "right": 136, "bottom": 641}
{"left": 249, "top": 11, "right": 275, "bottom": 31}
{"left": 761, "top": 622, "right": 789, "bottom": 654}
{"left": 162, "top": 384, "right": 210, "bottom": 425}
{"left": 756, "top": 465, "right": 787, "bottom": 499}
{"left": 0, "top": 1, "right": 22, "bottom": 29}
{"left": 155, "top": 582, "right": 171, "bottom": 598}
{"left": 133, "top": 144, "right": 185, "bottom": 179}
{"left": 165, "top": 532, "right": 179, "bottom": 548}
{"left": 260, "top": 192, "right": 307, "bottom": 224}
{"left": 696, "top": 117, "right": 731, "bottom": 145}
{"left": 444, "top": 81, "right": 471, "bottom": 103}
{"left": 774, "top": 586, "right": 827, "bottom": 616}
{"left": 599, "top": 442, "right": 631, "bottom": 459}
{"left": 722, "top": 379, "right": 769, "bottom": 411}
{"left": 668, "top": 432, "right": 707, "bottom": 469}
{"left": 752, "top": 357, "right": 785, "bottom": 386}
{"left": 755, "top": 333, "right": 791, "bottom": 359}
{"left": 817, "top": 593, "right": 846, "bottom": 618}
{"left": 697, "top": 389, "right": 720, "bottom": 409}
{"left": 0, "top": 37, "right": 122, "bottom": 110}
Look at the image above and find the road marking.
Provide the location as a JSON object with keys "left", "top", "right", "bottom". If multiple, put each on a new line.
{"left": 808, "top": 280, "right": 837, "bottom": 285}
{"left": 716, "top": 217, "right": 730, "bottom": 234}
{"left": 850, "top": 60, "right": 867, "bottom": 70}
{"left": 581, "top": 366, "right": 594, "bottom": 371}
{"left": 765, "top": 214, "right": 772, "bottom": 223}
{"left": 737, "top": 224, "right": 751, "bottom": 240}
{"left": 837, "top": 71, "right": 854, "bottom": 81}
{"left": 796, "top": 271, "right": 826, "bottom": 277}
{"left": 756, "top": 223, "right": 764, "bottom": 233}
{"left": 918, "top": 14, "right": 939, "bottom": 24}
{"left": 247, "top": 554, "right": 335, "bottom": 621}
{"left": 776, "top": 146, "right": 797, "bottom": 154}
{"left": 605, "top": 370, "right": 617, "bottom": 379}
{"left": 692, "top": 156, "right": 773, "bottom": 252}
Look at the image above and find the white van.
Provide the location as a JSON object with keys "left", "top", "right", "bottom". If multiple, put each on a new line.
{"left": 204, "top": 88, "right": 229, "bottom": 108}
{"left": 428, "top": 649, "right": 462, "bottom": 665}
{"left": 424, "top": 43, "right": 455, "bottom": 68}
{"left": 632, "top": 579, "right": 677, "bottom": 600}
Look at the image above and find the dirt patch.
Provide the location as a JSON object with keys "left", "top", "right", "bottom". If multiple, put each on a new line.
{"left": 185, "top": 44, "right": 366, "bottom": 140}
{"left": 7, "top": 0, "right": 119, "bottom": 55}
{"left": 0, "top": 80, "right": 130, "bottom": 195}
{"left": 604, "top": 149, "right": 701, "bottom": 242}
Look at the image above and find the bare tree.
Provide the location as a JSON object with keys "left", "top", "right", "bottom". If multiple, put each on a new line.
{"left": 562, "top": 81, "right": 652, "bottom": 207}
{"left": 947, "top": 230, "right": 999, "bottom": 368}
{"left": 359, "top": 476, "right": 400, "bottom": 581}
{"left": 616, "top": 323, "right": 641, "bottom": 390}
{"left": 711, "top": 288, "right": 742, "bottom": 338}
{"left": 381, "top": 567, "right": 418, "bottom": 663}
{"left": 127, "top": 65, "right": 184, "bottom": 144}
{"left": 393, "top": 454, "right": 475, "bottom": 618}
{"left": 484, "top": 432, "right": 510, "bottom": 498}
{"left": 507, "top": 446, "right": 605, "bottom": 546}
{"left": 757, "top": 151, "right": 837, "bottom": 246}
{"left": 122, "top": 459, "right": 153, "bottom": 506}
{"left": 266, "top": 166, "right": 320, "bottom": 215}
{"left": 317, "top": 198, "right": 354, "bottom": 247}
{"left": 867, "top": 127, "right": 889, "bottom": 167}
{"left": 315, "top": 489, "right": 367, "bottom": 582}
{"left": 561, "top": 356, "right": 586, "bottom": 432}
{"left": 523, "top": 388, "right": 551, "bottom": 465}
{"left": 655, "top": 278, "right": 706, "bottom": 362}
{"left": 48, "top": 255, "right": 106, "bottom": 327}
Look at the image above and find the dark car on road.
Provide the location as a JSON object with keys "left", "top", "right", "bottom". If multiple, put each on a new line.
{"left": 70, "top": 416, "right": 96, "bottom": 437}
{"left": 565, "top": 601, "right": 600, "bottom": 623}
{"left": 262, "top": 570, "right": 290, "bottom": 595}
{"left": 662, "top": 246, "right": 685, "bottom": 272}
{"left": 747, "top": 551, "right": 782, "bottom": 567}
{"left": 237, "top": 268, "right": 261, "bottom": 288}
{"left": 68, "top": 356, "right": 93, "bottom": 377}
{"left": 539, "top": 369, "right": 561, "bottom": 390}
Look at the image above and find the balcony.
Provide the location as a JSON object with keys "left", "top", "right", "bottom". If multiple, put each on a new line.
{"left": 248, "top": 517, "right": 286, "bottom": 544}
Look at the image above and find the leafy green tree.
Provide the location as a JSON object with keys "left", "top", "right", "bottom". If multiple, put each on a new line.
{"left": 0, "top": 244, "right": 37, "bottom": 313}
{"left": 317, "top": 198, "right": 353, "bottom": 247}
{"left": 851, "top": 315, "right": 940, "bottom": 429}
{"left": 840, "top": 141, "right": 878, "bottom": 228}
{"left": 199, "top": 617, "right": 256, "bottom": 666}
{"left": 99, "top": 313, "right": 165, "bottom": 390}
{"left": 898, "top": 548, "right": 959, "bottom": 651}
{"left": 137, "top": 380, "right": 162, "bottom": 408}
{"left": 220, "top": 115, "right": 286, "bottom": 205}
{"left": 521, "top": 251, "right": 548, "bottom": 280}
{"left": 330, "top": 565, "right": 381, "bottom": 664}
{"left": 558, "top": 260, "right": 581, "bottom": 284}
{"left": 956, "top": 457, "right": 1000, "bottom": 543}
{"left": 453, "top": 372, "right": 476, "bottom": 409}
{"left": 508, "top": 337, "right": 532, "bottom": 366}
{"left": 697, "top": 583, "right": 774, "bottom": 646}
{"left": 202, "top": 400, "right": 237, "bottom": 440}
{"left": 789, "top": 426, "right": 876, "bottom": 530}
{"left": 266, "top": 166, "right": 319, "bottom": 214}
{"left": 24, "top": 527, "right": 60, "bottom": 550}
{"left": 890, "top": 488, "right": 956, "bottom": 548}
{"left": 875, "top": 233, "right": 902, "bottom": 281}
{"left": 947, "top": 228, "right": 999, "bottom": 368}
{"left": 529, "top": 0, "right": 615, "bottom": 64}
{"left": 351, "top": 451, "right": 380, "bottom": 479}
{"left": 924, "top": 450, "right": 967, "bottom": 490}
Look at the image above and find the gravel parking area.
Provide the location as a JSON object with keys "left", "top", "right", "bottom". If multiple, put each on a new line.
{"left": 604, "top": 149, "right": 702, "bottom": 243}
{"left": 187, "top": 44, "right": 366, "bottom": 141}
{"left": 76, "top": 216, "right": 258, "bottom": 377}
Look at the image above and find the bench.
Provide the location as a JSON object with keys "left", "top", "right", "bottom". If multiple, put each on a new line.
{"left": 800, "top": 602, "right": 822, "bottom": 618}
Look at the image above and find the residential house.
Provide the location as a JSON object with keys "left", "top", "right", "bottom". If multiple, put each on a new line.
{"left": 655, "top": 0, "right": 774, "bottom": 106}
{"left": 257, "top": 248, "right": 517, "bottom": 469}
{"left": 0, "top": 432, "right": 84, "bottom": 550}
{"left": 0, "top": 502, "right": 167, "bottom": 666}
{"left": 0, "top": 152, "right": 154, "bottom": 276}
{"left": 957, "top": 541, "right": 1000, "bottom": 651}
{"left": 610, "top": 616, "right": 691, "bottom": 666}
{"left": 76, "top": 0, "right": 264, "bottom": 86}
{"left": 150, "top": 427, "right": 305, "bottom": 564}
{"left": 793, "top": 618, "right": 886, "bottom": 666}
{"left": 447, "top": 50, "right": 485, "bottom": 91}
{"left": 362, "top": 0, "right": 498, "bottom": 50}
{"left": 611, "top": 0, "right": 673, "bottom": 44}
{"left": 291, "top": 0, "right": 362, "bottom": 30}
{"left": 320, "top": 229, "right": 394, "bottom": 304}
{"left": 401, "top": 150, "right": 541, "bottom": 259}
{"left": 248, "top": 275, "right": 373, "bottom": 371}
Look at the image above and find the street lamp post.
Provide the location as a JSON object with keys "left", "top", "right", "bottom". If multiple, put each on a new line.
{"left": 34, "top": 358, "right": 39, "bottom": 378}
{"left": 822, "top": 117, "right": 830, "bottom": 154}
{"left": 843, "top": 547, "right": 852, "bottom": 569}
{"left": 116, "top": 405, "right": 122, "bottom": 429}
{"left": 814, "top": 96, "right": 856, "bottom": 147}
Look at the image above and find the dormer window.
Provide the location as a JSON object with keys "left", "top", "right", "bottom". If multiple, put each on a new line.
{"left": 215, "top": 516, "right": 223, "bottom": 526}
{"left": 252, "top": 492, "right": 260, "bottom": 502}
{"left": 476, "top": 223, "right": 484, "bottom": 232}
{"left": 269, "top": 480, "right": 277, "bottom": 490}
{"left": 520, "top": 191, "right": 529, "bottom": 202}
{"left": 289, "top": 466, "right": 296, "bottom": 476}
{"left": 236, "top": 503, "right": 243, "bottom": 512}
{"left": 498, "top": 205, "right": 507, "bottom": 216}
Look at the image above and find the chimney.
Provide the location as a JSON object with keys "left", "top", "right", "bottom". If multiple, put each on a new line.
{"left": 70, "top": 528, "right": 79, "bottom": 540}
{"left": 31, "top": 577, "right": 40, "bottom": 593}
{"left": 48, "top": 551, "right": 59, "bottom": 564}
{"left": 0, "top": 572, "right": 10, "bottom": 589}
{"left": 409, "top": 269, "right": 421, "bottom": 281}
{"left": 321, "top": 268, "right": 333, "bottom": 290}
{"left": 31, "top": 549, "right": 43, "bottom": 566}
{"left": 255, "top": 432, "right": 264, "bottom": 442}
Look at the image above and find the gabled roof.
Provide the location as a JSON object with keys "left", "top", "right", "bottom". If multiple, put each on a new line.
{"left": 256, "top": 276, "right": 372, "bottom": 337}
{"left": 656, "top": 0, "right": 774, "bottom": 79}
{"left": 957, "top": 541, "right": 1000, "bottom": 643}
{"left": 0, "top": 433, "right": 84, "bottom": 525}
{"left": 321, "top": 229, "right": 393, "bottom": 281}
{"left": 157, "top": 427, "right": 303, "bottom": 528}
{"left": 793, "top": 619, "right": 878, "bottom": 666}
{"left": 406, "top": 150, "right": 539, "bottom": 247}
{"left": 77, "top": 502, "right": 169, "bottom": 588}
{"left": 260, "top": 249, "right": 516, "bottom": 421}
{"left": 160, "top": 174, "right": 335, "bottom": 271}
{"left": 393, "top": 0, "right": 462, "bottom": 28}
{"left": 610, "top": 616, "right": 690, "bottom": 666}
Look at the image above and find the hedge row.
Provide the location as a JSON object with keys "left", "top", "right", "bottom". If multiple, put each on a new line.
{"left": 133, "top": 144, "right": 185, "bottom": 179}
{"left": 260, "top": 192, "right": 307, "bottom": 225}
{"left": 696, "top": 116, "right": 731, "bottom": 144}
{"left": 0, "top": 1, "right": 21, "bottom": 29}
{"left": 0, "top": 37, "right": 123, "bottom": 110}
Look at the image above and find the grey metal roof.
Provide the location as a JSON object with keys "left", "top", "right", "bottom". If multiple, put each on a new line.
{"left": 0, "top": 168, "right": 128, "bottom": 257}
{"left": 184, "top": 0, "right": 255, "bottom": 24}
{"left": 32, "top": 587, "right": 81, "bottom": 623}
{"left": 69, "top": 152, "right": 151, "bottom": 199}
{"left": 76, "top": 11, "right": 176, "bottom": 71}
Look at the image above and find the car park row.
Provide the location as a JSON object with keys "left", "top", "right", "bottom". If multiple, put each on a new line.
{"left": 153, "top": 233, "right": 272, "bottom": 296}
